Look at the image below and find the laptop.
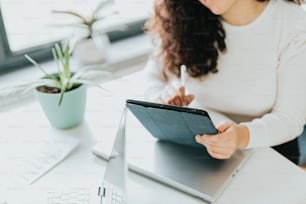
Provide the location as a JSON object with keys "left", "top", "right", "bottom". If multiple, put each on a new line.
{"left": 126, "top": 107, "right": 253, "bottom": 204}
{"left": 6, "top": 109, "right": 128, "bottom": 204}
{"left": 97, "top": 108, "right": 127, "bottom": 204}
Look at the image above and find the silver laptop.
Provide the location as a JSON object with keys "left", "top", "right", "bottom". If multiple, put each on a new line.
{"left": 98, "top": 108, "right": 127, "bottom": 204}
{"left": 6, "top": 109, "right": 128, "bottom": 204}
{"left": 126, "top": 109, "right": 252, "bottom": 204}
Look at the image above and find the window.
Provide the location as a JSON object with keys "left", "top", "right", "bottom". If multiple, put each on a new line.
{"left": 0, "top": 0, "right": 152, "bottom": 71}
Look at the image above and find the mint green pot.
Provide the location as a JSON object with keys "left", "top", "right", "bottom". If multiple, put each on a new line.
{"left": 35, "top": 84, "right": 87, "bottom": 129}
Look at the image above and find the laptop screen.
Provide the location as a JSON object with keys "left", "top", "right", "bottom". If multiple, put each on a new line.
{"left": 99, "top": 108, "right": 127, "bottom": 204}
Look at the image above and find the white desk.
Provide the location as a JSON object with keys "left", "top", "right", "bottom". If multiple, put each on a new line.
{"left": 1, "top": 72, "right": 306, "bottom": 204}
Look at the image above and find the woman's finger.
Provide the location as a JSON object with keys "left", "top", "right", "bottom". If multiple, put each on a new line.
{"left": 205, "top": 143, "right": 233, "bottom": 155}
{"left": 165, "top": 84, "right": 184, "bottom": 105}
{"left": 195, "top": 135, "right": 205, "bottom": 145}
{"left": 178, "top": 86, "right": 185, "bottom": 96}
{"left": 185, "top": 94, "right": 195, "bottom": 104}
{"left": 216, "top": 121, "right": 232, "bottom": 133}
{"left": 172, "top": 95, "right": 182, "bottom": 106}
{"left": 207, "top": 148, "right": 231, "bottom": 159}
{"left": 204, "top": 133, "right": 230, "bottom": 144}
{"left": 197, "top": 135, "right": 233, "bottom": 159}
{"left": 181, "top": 94, "right": 194, "bottom": 106}
{"left": 196, "top": 134, "right": 229, "bottom": 149}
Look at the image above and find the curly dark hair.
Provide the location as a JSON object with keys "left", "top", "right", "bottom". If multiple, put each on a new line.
{"left": 145, "top": 0, "right": 305, "bottom": 79}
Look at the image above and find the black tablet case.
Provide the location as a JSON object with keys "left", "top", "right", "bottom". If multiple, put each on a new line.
{"left": 126, "top": 100, "right": 218, "bottom": 148}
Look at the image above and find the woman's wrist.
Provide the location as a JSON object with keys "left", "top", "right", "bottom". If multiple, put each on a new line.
{"left": 237, "top": 125, "right": 250, "bottom": 148}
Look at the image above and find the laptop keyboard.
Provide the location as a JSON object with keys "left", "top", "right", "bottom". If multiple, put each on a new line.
{"left": 100, "top": 181, "right": 125, "bottom": 204}
{"left": 5, "top": 187, "right": 97, "bottom": 204}
{"left": 47, "top": 188, "right": 90, "bottom": 204}
{"left": 110, "top": 189, "right": 124, "bottom": 204}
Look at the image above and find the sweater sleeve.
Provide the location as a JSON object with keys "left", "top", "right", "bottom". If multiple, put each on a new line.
{"left": 142, "top": 53, "right": 167, "bottom": 102}
{"left": 241, "top": 20, "right": 306, "bottom": 148}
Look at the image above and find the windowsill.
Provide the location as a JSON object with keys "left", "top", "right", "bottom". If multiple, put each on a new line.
{"left": 0, "top": 34, "right": 152, "bottom": 108}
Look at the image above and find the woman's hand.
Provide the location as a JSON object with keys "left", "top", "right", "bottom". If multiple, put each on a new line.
{"left": 195, "top": 122, "right": 249, "bottom": 159}
{"left": 157, "top": 83, "right": 194, "bottom": 106}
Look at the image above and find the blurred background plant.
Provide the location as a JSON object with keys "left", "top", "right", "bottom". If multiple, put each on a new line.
{"left": 53, "top": 0, "right": 125, "bottom": 65}
{"left": 53, "top": 0, "right": 116, "bottom": 40}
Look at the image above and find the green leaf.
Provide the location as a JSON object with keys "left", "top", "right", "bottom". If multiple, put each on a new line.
{"left": 58, "top": 88, "right": 65, "bottom": 106}
{"left": 48, "top": 23, "right": 89, "bottom": 29}
{"left": 55, "top": 44, "right": 65, "bottom": 68}
{"left": 0, "top": 79, "right": 61, "bottom": 97}
{"left": 52, "top": 10, "right": 88, "bottom": 23}
{"left": 63, "top": 43, "right": 71, "bottom": 79}
{"left": 0, "top": 82, "right": 36, "bottom": 96}
{"left": 58, "top": 79, "right": 68, "bottom": 106}
{"left": 25, "top": 55, "right": 58, "bottom": 81}
{"left": 52, "top": 48, "right": 63, "bottom": 83}
{"left": 66, "top": 78, "right": 75, "bottom": 90}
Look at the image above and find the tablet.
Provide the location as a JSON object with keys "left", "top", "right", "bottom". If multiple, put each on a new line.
{"left": 126, "top": 99, "right": 218, "bottom": 148}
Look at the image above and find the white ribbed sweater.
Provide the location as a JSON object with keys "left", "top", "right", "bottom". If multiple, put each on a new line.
{"left": 143, "top": 0, "right": 306, "bottom": 148}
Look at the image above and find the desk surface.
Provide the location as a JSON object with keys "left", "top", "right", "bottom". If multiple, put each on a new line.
{"left": 1, "top": 72, "right": 306, "bottom": 204}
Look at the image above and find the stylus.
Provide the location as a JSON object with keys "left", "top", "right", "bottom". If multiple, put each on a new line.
{"left": 180, "top": 64, "right": 187, "bottom": 87}
{"left": 92, "top": 142, "right": 118, "bottom": 161}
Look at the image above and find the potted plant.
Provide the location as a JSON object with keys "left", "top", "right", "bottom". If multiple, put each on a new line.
{"left": 0, "top": 43, "right": 110, "bottom": 129}
{"left": 53, "top": 0, "right": 120, "bottom": 65}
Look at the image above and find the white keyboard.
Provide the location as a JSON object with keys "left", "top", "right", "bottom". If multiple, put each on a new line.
{"left": 100, "top": 182, "right": 125, "bottom": 204}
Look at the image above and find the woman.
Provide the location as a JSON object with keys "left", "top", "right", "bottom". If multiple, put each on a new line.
{"left": 143, "top": 0, "right": 306, "bottom": 164}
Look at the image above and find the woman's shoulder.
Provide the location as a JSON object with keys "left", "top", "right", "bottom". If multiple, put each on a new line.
{"left": 276, "top": 0, "right": 306, "bottom": 20}
{"left": 275, "top": 1, "right": 306, "bottom": 58}
{"left": 274, "top": 0, "right": 306, "bottom": 39}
